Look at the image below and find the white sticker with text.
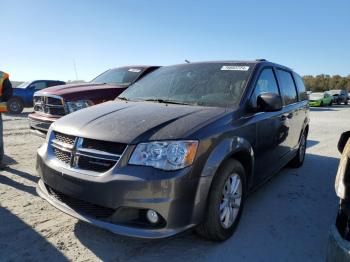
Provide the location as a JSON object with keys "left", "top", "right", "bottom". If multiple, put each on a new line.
{"left": 221, "top": 66, "right": 250, "bottom": 71}
{"left": 128, "top": 69, "right": 142, "bottom": 73}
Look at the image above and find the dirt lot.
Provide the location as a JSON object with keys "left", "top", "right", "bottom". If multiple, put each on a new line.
{"left": 0, "top": 106, "right": 348, "bottom": 261}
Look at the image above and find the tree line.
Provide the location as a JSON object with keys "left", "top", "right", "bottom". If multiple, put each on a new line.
{"left": 303, "top": 75, "right": 350, "bottom": 92}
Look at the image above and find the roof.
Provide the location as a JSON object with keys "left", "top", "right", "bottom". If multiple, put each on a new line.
{"left": 164, "top": 60, "right": 294, "bottom": 72}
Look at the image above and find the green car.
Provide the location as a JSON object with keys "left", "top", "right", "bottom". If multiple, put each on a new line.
{"left": 309, "top": 92, "right": 333, "bottom": 107}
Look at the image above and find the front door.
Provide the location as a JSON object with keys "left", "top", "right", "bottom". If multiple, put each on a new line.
{"left": 252, "top": 68, "right": 288, "bottom": 183}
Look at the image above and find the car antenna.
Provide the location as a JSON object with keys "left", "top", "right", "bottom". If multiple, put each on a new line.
{"left": 185, "top": 59, "right": 190, "bottom": 63}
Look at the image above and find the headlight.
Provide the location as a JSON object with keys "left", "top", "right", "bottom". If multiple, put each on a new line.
{"left": 65, "top": 100, "right": 93, "bottom": 113}
{"left": 129, "top": 141, "right": 198, "bottom": 171}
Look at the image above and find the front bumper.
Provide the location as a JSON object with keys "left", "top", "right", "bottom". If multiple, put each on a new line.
{"left": 36, "top": 144, "right": 208, "bottom": 239}
{"left": 28, "top": 113, "right": 60, "bottom": 138}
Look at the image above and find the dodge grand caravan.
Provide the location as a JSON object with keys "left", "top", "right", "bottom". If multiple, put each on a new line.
{"left": 36, "top": 60, "right": 309, "bottom": 241}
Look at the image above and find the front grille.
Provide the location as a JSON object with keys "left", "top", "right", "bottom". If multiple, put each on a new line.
{"left": 50, "top": 132, "right": 126, "bottom": 173}
{"left": 54, "top": 148, "right": 71, "bottom": 165}
{"left": 46, "top": 185, "right": 115, "bottom": 218}
{"left": 55, "top": 132, "right": 76, "bottom": 146}
{"left": 82, "top": 138, "right": 126, "bottom": 155}
{"left": 34, "top": 95, "right": 66, "bottom": 116}
{"left": 78, "top": 156, "right": 116, "bottom": 172}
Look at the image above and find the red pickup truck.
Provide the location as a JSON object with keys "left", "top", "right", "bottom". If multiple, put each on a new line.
{"left": 28, "top": 65, "right": 159, "bottom": 137}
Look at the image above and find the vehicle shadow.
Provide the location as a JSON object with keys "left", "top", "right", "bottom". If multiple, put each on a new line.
{"left": 5, "top": 166, "right": 39, "bottom": 183}
{"left": 310, "top": 107, "right": 338, "bottom": 112}
{"left": 0, "top": 163, "right": 39, "bottom": 196}
{"left": 307, "top": 139, "right": 319, "bottom": 149}
{"left": 0, "top": 173, "right": 37, "bottom": 196}
{"left": 73, "top": 153, "right": 340, "bottom": 261}
{"left": 3, "top": 111, "right": 30, "bottom": 121}
{"left": 310, "top": 104, "right": 349, "bottom": 112}
{"left": 2, "top": 154, "right": 17, "bottom": 166}
{"left": 331, "top": 105, "right": 350, "bottom": 109}
{"left": 0, "top": 207, "right": 67, "bottom": 261}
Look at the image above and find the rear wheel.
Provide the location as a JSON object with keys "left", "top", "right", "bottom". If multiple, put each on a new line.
{"left": 345, "top": 100, "right": 348, "bottom": 105}
{"left": 329, "top": 101, "right": 333, "bottom": 106}
{"left": 7, "top": 97, "right": 24, "bottom": 114}
{"left": 320, "top": 101, "right": 324, "bottom": 107}
{"left": 196, "top": 159, "right": 246, "bottom": 241}
{"left": 290, "top": 131, "right": 307, "bottom": 168}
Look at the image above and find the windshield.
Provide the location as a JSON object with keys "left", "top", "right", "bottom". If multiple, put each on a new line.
{"left": 310, "top": 93, "right": 324, "bottom": 100}
{"left": 119, "top": 63, "right": 253, "bottom": 107}
{"left": 16, "top": 81, "right": 31, "bottom": 88}
{"left": 91, "top": 67, "right": 144, "bottom": 85}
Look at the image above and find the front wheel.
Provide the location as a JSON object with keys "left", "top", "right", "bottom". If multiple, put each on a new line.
{"left": 7, "top": 98, "right": 24, "bottom": 114}
{"left": 290, "top": 132, "right": 307, "bottom": 168}
{"left": 196, "top": 159, "right": 246, "bottom": 241}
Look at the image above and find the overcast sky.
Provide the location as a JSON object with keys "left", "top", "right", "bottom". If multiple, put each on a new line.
{"left": 1, "top": 0, "right": 349, "bottom": 81}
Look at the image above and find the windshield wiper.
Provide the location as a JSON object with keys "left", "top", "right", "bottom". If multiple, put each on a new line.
{"left": 144, "top": 98, "right": 191, "bottom": 105}
{"left": 118, "top": 96, "right": 129, "bottom": 101}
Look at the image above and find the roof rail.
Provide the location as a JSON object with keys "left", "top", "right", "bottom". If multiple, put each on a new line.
{"left": 255, "top": 59, "right": 267, "bottom": 62}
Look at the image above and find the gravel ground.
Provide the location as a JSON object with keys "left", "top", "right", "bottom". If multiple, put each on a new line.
{"left": 0, "top": 106, "right": 348, "bottom": 262}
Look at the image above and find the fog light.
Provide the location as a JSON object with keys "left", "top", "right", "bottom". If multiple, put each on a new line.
{"left": 146, "top": 210, "right": 159, "bottom": 224}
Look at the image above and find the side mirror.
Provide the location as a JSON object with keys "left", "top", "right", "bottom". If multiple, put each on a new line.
{"left": 257, "top": 93, "right": 282, "bottom": 112}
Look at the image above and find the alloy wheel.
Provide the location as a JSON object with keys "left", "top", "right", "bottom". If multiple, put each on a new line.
{"left": 219, "top": 173, "right": 242, "bottom": 229}
{"left": 9, "top": 101, "right": 19, "bottom": 112}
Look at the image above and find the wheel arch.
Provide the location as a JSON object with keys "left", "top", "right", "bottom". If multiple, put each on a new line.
{"left": 8, "top": 96, "right": 24, "bottom": 103}
{"left": 191, "top": 137, "right": 254, "bottom": 225}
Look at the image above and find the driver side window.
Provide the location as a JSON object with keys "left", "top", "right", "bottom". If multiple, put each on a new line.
{"left": 254, "top": 68, "right": 279, "bottom": 98}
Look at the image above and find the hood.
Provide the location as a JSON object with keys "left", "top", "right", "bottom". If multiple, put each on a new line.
{"left": 52, "top": 101, "right": 227, "bottom": 144}
{"left": 13, "top": 87, "right": 27, "bottom": 95}
{"left": 38, "top": 83, "right": 126, "bottom": 97}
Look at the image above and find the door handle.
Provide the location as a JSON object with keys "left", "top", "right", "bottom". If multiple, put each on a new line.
{"left": 287, "top": 113, "right": 293, "bottom": 119}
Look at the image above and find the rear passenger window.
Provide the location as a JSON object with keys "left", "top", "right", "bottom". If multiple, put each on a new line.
{"left": 276, "top": 69, "right": 298, "bottom": 105}
{"left": 254, "top": 68, "right": 279, "bottom": 98}
{"left": 293, "top": 73, "right": 307, "bottom": 101}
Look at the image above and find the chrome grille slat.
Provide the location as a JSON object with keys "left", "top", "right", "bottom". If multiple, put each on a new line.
{"left": 50, "top": 132, "right": 126, "bottom": 173}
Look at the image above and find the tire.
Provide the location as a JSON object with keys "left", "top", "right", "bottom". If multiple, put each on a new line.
{"left": 329, "top": 101, "right": 333, "bottom": 106}
{"left": 290, "top": 131, "right": 307, "bottom": 168}
{"left": 196, "top": 159, "right": 246, "bottom": 241}
{"left": 7, "top": 98, "right": 24, "bottom": 114}
{"left": 345, "top": 100, "right": 348, "bottom": 105}
{"left": 320, "top": 101, "right": 324, "bottom": 107}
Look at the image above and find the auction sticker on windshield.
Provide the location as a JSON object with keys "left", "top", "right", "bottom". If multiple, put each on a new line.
{"left": 128, "top": 69, "right": 142, "bottom": 73}
{"left": 221, "top": 66, "right": 250, "bottom": 71}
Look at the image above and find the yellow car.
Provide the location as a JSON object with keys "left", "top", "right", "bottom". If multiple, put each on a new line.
{"left": 309, "top": 92, "right": 333, "bottom": 107}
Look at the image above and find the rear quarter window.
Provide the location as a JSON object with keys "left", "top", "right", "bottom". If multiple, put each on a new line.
{"left": 276, "top": 69, "right": 298, "bottom": 105}
{"left": 293, "top": 73, "right": 308, "bottom": 101}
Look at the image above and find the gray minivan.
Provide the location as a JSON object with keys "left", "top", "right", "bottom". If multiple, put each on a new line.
{"left": 36, "top": 60, "right": 309, "bottom": 241}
